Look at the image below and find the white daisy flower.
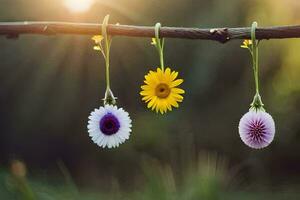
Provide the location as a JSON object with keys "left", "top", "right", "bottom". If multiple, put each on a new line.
{"left": 87, "top": 105, "right": 132, "bottom": 148}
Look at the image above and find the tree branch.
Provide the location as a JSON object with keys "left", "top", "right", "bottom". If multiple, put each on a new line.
{"left": 1, "top": 21, "right": 300, "bottom": 43}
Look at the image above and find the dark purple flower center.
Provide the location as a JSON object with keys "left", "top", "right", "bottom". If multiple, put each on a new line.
{"left": 99, "top": 113, "right": 120, "bottom": 135}
{"left": 248, "top": 120, "right": 266, "bottom": 142}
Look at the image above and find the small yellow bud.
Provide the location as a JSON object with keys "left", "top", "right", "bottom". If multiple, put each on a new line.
{"left": 241, "top": 39, "right": 252, "bottom": 48}
{"left": 93, "top": 46, "right": 101, "bottom": 51}
{"left": 92, "top": 35, "right": 104, "bottom": 43}
{"left": 151, "top": 38, "right": 157, "bottom": 45}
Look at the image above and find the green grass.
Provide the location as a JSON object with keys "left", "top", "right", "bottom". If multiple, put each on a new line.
{"left": 1, "top": 154, "right": 300, "bottom": 200}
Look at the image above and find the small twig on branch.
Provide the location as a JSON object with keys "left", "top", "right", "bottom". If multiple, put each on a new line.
{"left": 1, "top": 21, "right": 300, "bottom": 43}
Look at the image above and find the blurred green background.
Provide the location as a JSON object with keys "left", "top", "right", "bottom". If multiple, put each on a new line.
{"left": 1, "top": 0, "right": 300, "bottom": 199}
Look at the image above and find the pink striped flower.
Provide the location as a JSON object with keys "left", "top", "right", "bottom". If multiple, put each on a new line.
{"left": 238, "top": 110, "right": 275, "bottom": 149}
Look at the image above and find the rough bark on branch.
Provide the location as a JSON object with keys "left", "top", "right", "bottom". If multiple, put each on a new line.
{"left": 1, "top": 22, "right": 300, "bottom": 43}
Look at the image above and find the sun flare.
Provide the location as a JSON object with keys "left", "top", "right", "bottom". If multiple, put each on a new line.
{"left": 64, "top": 0, "right": 95, "bottom": 13}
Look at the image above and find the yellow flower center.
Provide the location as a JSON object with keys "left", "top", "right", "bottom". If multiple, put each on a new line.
{"left": 155, "top": 83, "right": 170, "bottom": 99}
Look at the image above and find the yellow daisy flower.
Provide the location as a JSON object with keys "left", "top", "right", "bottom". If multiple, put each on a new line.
{"left": 241, "top": 39, "right": 252, "bottom": 49}
{"left": 92, "top": 35, "right": 103, "bottom": 43}
{"left": 140, "top": 67, "right": 185, "bottom": 114}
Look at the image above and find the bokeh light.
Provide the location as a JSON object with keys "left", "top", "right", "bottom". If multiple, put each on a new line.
{"left": 63, "top": 0, "right": 95, "bottom": 13}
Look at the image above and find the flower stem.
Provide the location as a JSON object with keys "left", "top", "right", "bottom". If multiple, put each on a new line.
{"left": 250, "top": 22, "right": 264, "bottom": 110}
{"left": 159, "top": 44, "right": 165, "bottom": 70}
{"left": 101, "top": 15, "right": 116, "bottom": 105}
{"left": 251, "top": 22, "right": 259, "bottom": 95}
{"left": 102, "top": 15, "right": 111, "bottom": 91}
{"left": 155, "top": 23, "right": 165, "bottom": 71}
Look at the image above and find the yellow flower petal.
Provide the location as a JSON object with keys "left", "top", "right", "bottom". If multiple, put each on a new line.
{"left": 141, "top": 85, "right": 152, "bottom": 90}
{"left": 165, "top": 68, "right": 171, "bottom": 76}
{"left": 171, "top": 93, "right": 184, "bottom": 100}
{"left": 142, "top": 96, "right": 152, "bottom": 102}
{"left": 140, "top": 90, "right": 153, "bottom": 96}
{"left": 170, "top": 71, "right": 178, "bottom": 81}
{"left": 147, "top": 97, "right": 157, "bottom": 108}
{"left": 169, "top": 97, "right": 179, "bottom": 108}
{"left": 92, "top": 35, "right": 103, "bottom": 43}
{"left": 171, "top": 88, "right": 185, "bottom": 94}
{"left": 170, "top": 79, "right": 183, "bottom": 88}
